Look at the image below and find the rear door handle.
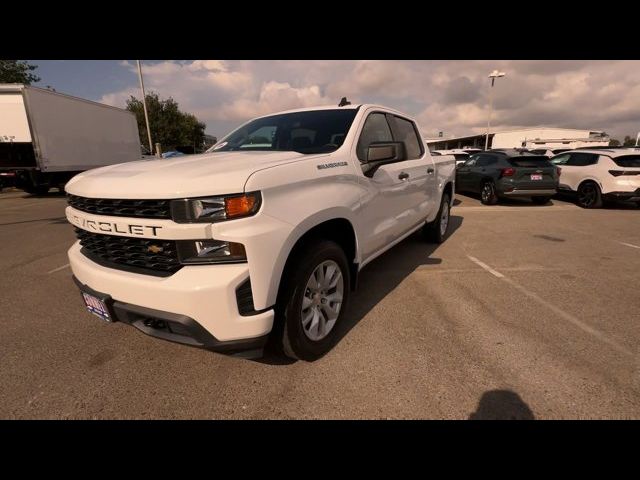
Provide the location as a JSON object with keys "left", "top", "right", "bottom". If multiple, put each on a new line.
{"left": 427, "top": 168, "right": 435, "bottom": 174}
{"left": 398, "top": 172, "right": 409, "bottom": 180}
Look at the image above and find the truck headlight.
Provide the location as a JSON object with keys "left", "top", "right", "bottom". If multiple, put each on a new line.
{"left": 171, "top": 192, "right": 261, "bottom": 223}
{"left": 177, "top": 240, "right": 247, "bottom": 264}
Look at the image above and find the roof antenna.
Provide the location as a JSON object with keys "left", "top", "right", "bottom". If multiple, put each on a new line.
{"left": 338, "top": 97, "right": 351, "bottom": 107}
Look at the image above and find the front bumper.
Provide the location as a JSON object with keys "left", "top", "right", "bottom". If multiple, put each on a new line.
{"left": 68, "top": 241, "right": 274, "bottom": 349}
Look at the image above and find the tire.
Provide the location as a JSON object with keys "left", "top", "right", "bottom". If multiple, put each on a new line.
{"left": 480, "top": 181, "right": 498, "bottom": 205}
{"left": 577, "top": 181, "right": 603, "bottom": 209}
{"left": 279, "top": 240, "right": 350, "bottom": 361}
{"left": 531, "top": 196, "right": 550, "bottom": 205}
{"left": 424, "top": 193, "right": 451, "bottom": 244}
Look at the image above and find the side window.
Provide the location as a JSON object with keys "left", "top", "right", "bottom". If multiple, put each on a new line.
{"left": 551, "top": 153, "right": 570, "bottom": 165}
{"left": 475, "top": 154, "right": 496, "bottom": 167}
{"left": 465, "top": 155, "right": 479, "bottom": 166}
{"left": 356, "top": 113, "right": 393, "bottom": 162}
{"left": 567, "top": 153, "right": 599, "bottom": 166}
{"left": 390, "top": 116, "right": 424, "bottom": 160}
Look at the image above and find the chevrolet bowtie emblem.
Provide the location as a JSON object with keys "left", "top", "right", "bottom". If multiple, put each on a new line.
{"left": 148, "top": 244, "right": 164, "bottom": 254}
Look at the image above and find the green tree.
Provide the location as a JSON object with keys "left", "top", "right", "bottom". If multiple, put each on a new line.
{"left": 622, "top": 135, "right": 637, "bottom": 147}
{"left": 0, "top": 60, "right": 40, "bottom": 84}
{"left": 126, "top": 92, "right": 206, "bottom": 153}
{"left": 609, "top": 138, "right": 621, "bottom": 146}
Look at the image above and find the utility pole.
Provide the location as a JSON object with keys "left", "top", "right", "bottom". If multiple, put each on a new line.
{"left": 137, "top": 60, "right": 153, "bottom": 155}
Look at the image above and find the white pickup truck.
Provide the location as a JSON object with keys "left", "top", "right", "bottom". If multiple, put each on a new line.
{"left": 65, "top": 103, "right": 455, "bottom": 360}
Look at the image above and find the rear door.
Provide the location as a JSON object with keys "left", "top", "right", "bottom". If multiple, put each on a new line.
{"left": 387, "top": 114, "right": 435, "bottom": 223}
{"left": 507, "top": 155, "right": 558, "bottom": 189}
{"left": 354, "top": 112, "right": 417, "bottom": 258}
{"left": 468, "top": 154, "right": 497, "bottom": 192}
{"left": 551, "top": 152, "right": 598, "bottom": 191}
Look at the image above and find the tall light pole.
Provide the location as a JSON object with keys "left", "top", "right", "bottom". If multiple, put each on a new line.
{"left": 137, "top": 60, "right": 153, "bottom": 155}
{"left": 485, "top": 70, "right": 506, "bottom": 150}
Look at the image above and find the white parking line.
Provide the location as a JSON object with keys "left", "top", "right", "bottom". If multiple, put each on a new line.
{"left": 466, "top": 255, "right": 633, "bottom": 357}
{"left": 47, "top": 263, "right": 70, "bottom": 274}
{"left": 619, "top": 242, "right": 640, "bottom": 250}
{"left": 467, "top": 255, "right": 504, "bottom": 278}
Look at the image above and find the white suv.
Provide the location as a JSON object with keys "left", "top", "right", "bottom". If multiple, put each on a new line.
{"left": 550, "top": 148, "right": 640, "bottom": 208}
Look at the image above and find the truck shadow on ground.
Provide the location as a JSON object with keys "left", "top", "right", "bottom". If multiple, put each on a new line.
{"left": 468, "top": 390, "right": 535, "bottom": 420}
{"left": 259, "top": 216, "right": 463, "bottom": 365}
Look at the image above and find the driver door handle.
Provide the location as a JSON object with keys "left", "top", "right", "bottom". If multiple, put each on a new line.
{"left": 398, "top": 172, "right": 409, "bottom": 180}
{"left": 427, "top": 168, "right": 435, "bottom": 174}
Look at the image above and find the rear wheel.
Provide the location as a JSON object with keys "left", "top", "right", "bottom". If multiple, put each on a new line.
{"left": 480, "top": 181, "right": 498, "bottom": 205}
{"left": 424, "top": 193, "right": 451, "bottom": 244}
{"left": 577, "top": 181, "right": 602, "bottom": 209}
{"left": 279, "top": 240, "right": 350, "bottom": 361}
{"left": 531, "top": 196, "right": 550, "bottom": 205}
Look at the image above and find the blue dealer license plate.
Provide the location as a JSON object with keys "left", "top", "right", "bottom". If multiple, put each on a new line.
{"left": 82, "top": 292, "right": 112, "bottom": 322}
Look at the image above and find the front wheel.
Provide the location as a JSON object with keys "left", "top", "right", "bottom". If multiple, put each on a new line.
{"left": 424, "top": 193, "right": 451, "bottom": 244}
{"left": 279, "top": 240, "right": 350, "bottom": 361}
{"left": 577, "top": 182, "right": 603, "bottom": 209}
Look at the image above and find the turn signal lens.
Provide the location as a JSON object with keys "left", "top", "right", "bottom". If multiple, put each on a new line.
{"left": 500, "top": 167, "right": 515, "bottom": 177}
{"left": 225, "top": 194, "right": 259, "bottom": 218}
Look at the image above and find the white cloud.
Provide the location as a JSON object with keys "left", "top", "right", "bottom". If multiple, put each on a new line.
{"left": 99, "top": 60, "right": 640, "bottom": 140}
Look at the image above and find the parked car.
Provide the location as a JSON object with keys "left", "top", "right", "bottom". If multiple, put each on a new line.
{"left": 0, "top": 171, "right": 16, "bottom": 191}
{"left": 161, "top": 150, "right": 186, "bottom": 159}
{"left": 433, "top": 149, "right": 470, "bottom": 166}
{"left": 549, "top": 148, "right": 640, "bottom": 208}
{"left": 456, "top": 150, "right": 559, "bottom": 205}
{"left": 64, "top": 103, "right": 456, "bottom": 361}
{"left": 525, "top": 148, "right": 573, "bottom": 157}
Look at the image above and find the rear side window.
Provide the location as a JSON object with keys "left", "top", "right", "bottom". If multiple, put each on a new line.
{"left": 612, "top": 155, "right": 640, "bottom": 168}
{"left": 567, "top": 153, "right": 599, "bottom": 166}
{"left": 390, "top": 116, "right": 423, "bottom": 160}
{"left": 356, "top": 113, "right": 393, "bottom": 162}
{"left": 551, "top": 153, "right": 570, "bottom": 165}
{"left": 508, "top": 156, "right": 553, "bottom": 168}
{"left": 476, "top": 154, "right": 498, "bottom": 167}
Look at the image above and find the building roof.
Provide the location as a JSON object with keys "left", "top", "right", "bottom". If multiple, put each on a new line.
{"left": 425, "top": 126, "right": 607, "bottom": 143}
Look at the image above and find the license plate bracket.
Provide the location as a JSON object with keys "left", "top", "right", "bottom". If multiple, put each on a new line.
{"left": 75, "top": 279, "right": 116, "bottom": 323}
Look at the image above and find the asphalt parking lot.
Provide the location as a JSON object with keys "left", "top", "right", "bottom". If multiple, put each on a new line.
{"left": 1, "top": 189, "right": 639, "bottom": 419}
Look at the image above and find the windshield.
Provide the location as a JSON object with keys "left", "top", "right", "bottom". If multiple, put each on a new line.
{"left": 208, "top": 109, "right": 358, "bottom": 155}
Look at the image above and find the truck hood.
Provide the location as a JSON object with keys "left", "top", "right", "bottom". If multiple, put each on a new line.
{"left": 65, "top": 151, "right": 316, "bottom": 199}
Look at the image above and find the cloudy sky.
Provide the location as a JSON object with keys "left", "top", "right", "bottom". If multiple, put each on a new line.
{"left": 29, "top": 60, "right": 640, "bottom": 140}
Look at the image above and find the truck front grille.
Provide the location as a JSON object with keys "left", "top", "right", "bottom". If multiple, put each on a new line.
{"left": 75, "top": 228, "right": 181, "bottom": 276}
{"left": 68, "top": 195, "right": 172, "bottom": 219}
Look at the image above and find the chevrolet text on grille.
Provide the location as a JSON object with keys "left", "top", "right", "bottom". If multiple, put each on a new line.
{"left": 69, "top": 214, "right": 162, "bottom": 236}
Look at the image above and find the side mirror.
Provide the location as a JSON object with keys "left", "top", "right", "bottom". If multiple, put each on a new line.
{"left": 362, "top": 142, "right": 406, "bottom": 177}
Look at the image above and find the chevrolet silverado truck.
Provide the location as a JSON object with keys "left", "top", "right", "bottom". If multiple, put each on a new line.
{"left": 65, "top": 103, "right": 456, "bottom": 361}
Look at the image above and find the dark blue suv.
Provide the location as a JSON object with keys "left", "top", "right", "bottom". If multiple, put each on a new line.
{"left": 456, "top": 150, "right": 560, "bottom": 205}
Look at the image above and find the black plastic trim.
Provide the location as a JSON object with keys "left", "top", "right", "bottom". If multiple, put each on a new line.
{"left": 73, "top": 276, "right": 270, "bottom": 355}
{"left": 80, "top": 247, "right": 178, "bottom": 278}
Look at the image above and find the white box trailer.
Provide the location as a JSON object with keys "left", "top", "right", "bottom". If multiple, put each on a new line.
{"left": 0, "top": 83, "right": 142, "bottom": 194}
